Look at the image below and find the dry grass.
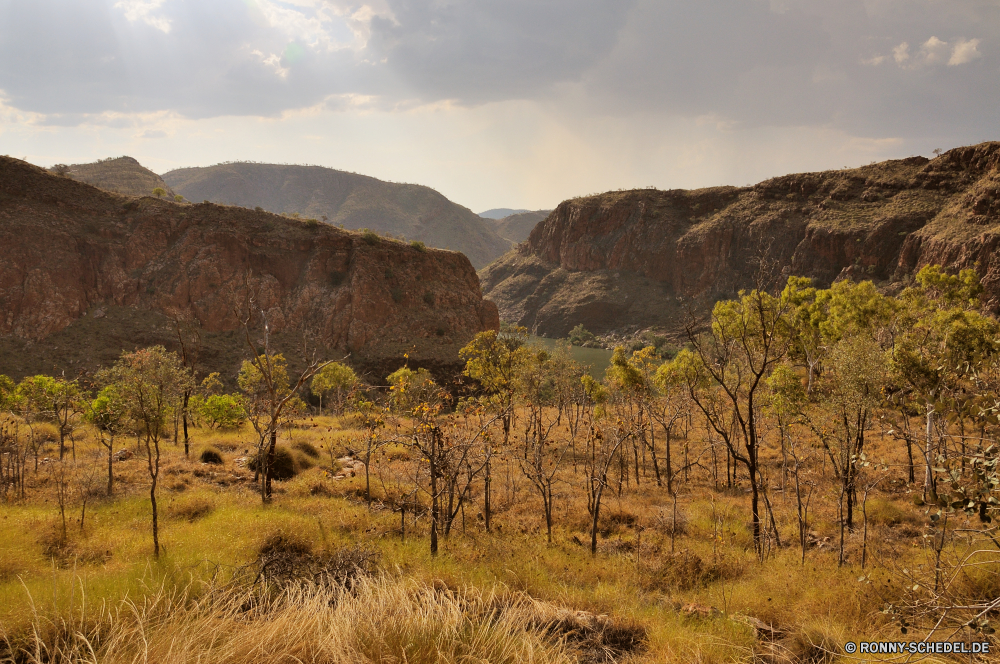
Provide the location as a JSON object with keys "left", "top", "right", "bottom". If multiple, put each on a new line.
{"left": 0, "top": 411, "right": 995, "bottom": 663}
{"left": 1, "top": 574, "right": 649, "bottom": 664}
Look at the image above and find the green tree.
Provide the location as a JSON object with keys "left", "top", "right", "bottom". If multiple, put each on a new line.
{"left": 108, "top": 346, "right": 192, "bottom": 557}
{"left": 152, "top": 187, "right": 166, "bottom": 198}
{"left": 86, "top": 384, "right": 131, "bottom": 496}
{"left": 460, "top": 326, "right": 529, "bottom": 531}
{"left": 311, "top": 362, "right": 358, "bottom": 415}
{"left": 677, "top": 287, "right": 791, "bottom": 558}
{"left": 16, "top": 375, "right": 83, "bottom": 460}
{"left": 199, "top": 394, "right": 245, "bottom": 429}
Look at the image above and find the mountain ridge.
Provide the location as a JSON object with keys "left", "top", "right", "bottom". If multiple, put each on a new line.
{"left": 162, "top": 162, "right": 511, "bottom": 268}
{"left": 480, "top": 142, "right": 1000, "bottom": 338}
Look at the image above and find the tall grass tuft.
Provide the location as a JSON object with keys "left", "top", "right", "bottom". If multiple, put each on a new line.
{"left": 2, "top": 577, "right": 597, "bottom": 664}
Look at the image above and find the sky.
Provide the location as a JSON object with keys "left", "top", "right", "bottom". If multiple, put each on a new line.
{"left": 1, "top": 0, "right": 998, "bottom": 212}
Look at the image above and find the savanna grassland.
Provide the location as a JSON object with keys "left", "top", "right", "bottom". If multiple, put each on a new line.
{"left": 2, "top": 266, "right": 1000, "bottom": 664}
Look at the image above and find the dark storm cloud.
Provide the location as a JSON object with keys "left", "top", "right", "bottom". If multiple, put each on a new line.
{"left": 366, "top": 0, "right": 635, "bottom": 102}
{"left": 0, "top": 0, "right": 997, "bottom": 140}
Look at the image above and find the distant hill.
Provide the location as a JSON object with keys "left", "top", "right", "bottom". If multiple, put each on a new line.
{"left": 493, "top": 210, "right": 551, "bottom": 244}
{"left": 61, "top": 156, "right": 175, "bottom": 198}
{"left": 479, "top": 208, "right": 529, "bottom": 219}
{"left": 162, "top": 163, "right": 511, "bottom": 269}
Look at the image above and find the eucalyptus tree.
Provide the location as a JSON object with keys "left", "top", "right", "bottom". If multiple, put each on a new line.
{"left": 890, "top": 267, "right": 997, "bottom": 500}
{"left": 311, "top": 362, "right": 358, "bottom": 415}
{"left": 675, "top": 287, "right": 791, "bottom": 558}
{"left": 86, "top": 384, "right": 131, "bottom": 496}
{"left": 460, "top": 325, "right": 529, "bottom": 531}
{"left": 108, "top": 346, "right": 193, "bottom": 557}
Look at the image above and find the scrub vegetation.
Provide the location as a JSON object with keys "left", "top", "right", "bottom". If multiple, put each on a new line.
{"left": 1, "top": 265, "right": 999, "bottom": 663}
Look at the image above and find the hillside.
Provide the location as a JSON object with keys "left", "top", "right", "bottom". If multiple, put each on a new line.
{"left": 0, "top": 157, "right": 499, "bottom": 383}
{"left": 492, "top": 209, "right": 551, "bottom": 244}
{"left": 162, "top": 163, "right": 511, "bottom": 268}
{"left": 481, "top": 142, "right": 1000, "bottom": 337}
{"left": 62, "top": 156, "right": 175, "bottom": 198}
{"left": 478, "top": 207, "right": 529, "bottom": 219}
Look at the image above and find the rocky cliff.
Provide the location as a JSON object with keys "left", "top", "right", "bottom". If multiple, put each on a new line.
{"left": 163, "top": 163, "right": 511, "bottom": 269}
{"left": 481, "top": 142, "right": 1000, "bottom": 337}
{"left": 0, "top": 157, "right": 498, "bottom": 382}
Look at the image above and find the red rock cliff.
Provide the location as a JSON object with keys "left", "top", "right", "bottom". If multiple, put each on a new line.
{"left": 0, "top": 157, "right": 498, "bottom": 374}
{"left": 480, "top": 142, "right": 1000, "bottom": 337}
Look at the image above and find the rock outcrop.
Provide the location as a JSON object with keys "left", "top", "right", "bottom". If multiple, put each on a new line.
{"left": 0, "top": 157, "right": 498, "bottom": 381}
{"left": 481, "top": 142, "right": 1000, "bottom": 337}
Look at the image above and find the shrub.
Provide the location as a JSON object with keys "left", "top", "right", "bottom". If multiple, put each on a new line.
{"left": 170, "top": 496, "right": 215, "bottom": 522}
{"left": 200, "top": 448, "right": 224, "bottom": 465}
{"left": 292, "top": 440, "right": 320, "bottom": 459}
{"left": 303, "top": 218, "right": 320, "bottom": 228}
{"left": 330, "top": 271, "right": 346, "bottom": 287}
{"left": 198, "top": 394, "right": 244, "bottom": 429}
{"left": 248, "top": 446, "right": 299, "bottom": 480}
{"left": 423, "top": 291, "right": 435, "bottom": 306}
{"left": 642, "top": 551, "right": 741, "bottom": 591}
{"left": 361, "top": 229, "right": 380, "bottom": 245}
{"left": 568, "top": 324, "right": 596, "bottom": 347}
{"left": 411, "top": 240, "right": 426, "bottom": 252}
{"left": 391, "top": 287, "right": 404, "bottom": 303}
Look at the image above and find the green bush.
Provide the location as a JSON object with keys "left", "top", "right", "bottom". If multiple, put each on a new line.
{"left": 198, "top": 394, "right": 244, "bottom": 429}
{"left": 568, "top": 324, "right": 596, "bottom": 347}
{"left": 410, "top": 240, "right": 426, "bottom": 252}
{"left": 361, "top": 229, "right": 380, "bottom": 245}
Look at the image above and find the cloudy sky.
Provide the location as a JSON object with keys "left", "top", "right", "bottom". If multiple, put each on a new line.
{"left": 1, "top": 0, "right": 997, "bottom": 212}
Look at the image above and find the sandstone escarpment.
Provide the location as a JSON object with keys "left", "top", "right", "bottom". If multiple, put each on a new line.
{"left": 481, "top": 142, "right": 1000, "bottom": 337}
{"left": 0, "top": 157, "right": 498, "bottom": 381}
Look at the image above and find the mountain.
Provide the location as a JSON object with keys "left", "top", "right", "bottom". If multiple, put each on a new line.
{"left": 479, "top": 208, "right": 529, "bottom": 219}
{"left": 492, "top": 210, "right": 551, "bottom": 244}
{"left": 480, "top": 142, "right": 1000, "bottom": 338}
{"left": 61, "top": 156, "right": 175, "bottom": 198}
{"left": 0, "top": 157, "right": 499, "bottom": 384}
{"left": 162, "top": 163, "right": 511, "bottom": 269}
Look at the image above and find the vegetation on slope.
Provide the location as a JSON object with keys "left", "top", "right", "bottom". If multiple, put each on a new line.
{"left": 2, "top": 265, "right": 999, "bottom": 663}
{"left": 56, "top": 156, "right": 176, "bottom": 198}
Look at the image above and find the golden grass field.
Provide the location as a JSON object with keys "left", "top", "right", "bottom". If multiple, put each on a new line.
{"left": 0, "top": 412, "right": 993, "bottom": 663}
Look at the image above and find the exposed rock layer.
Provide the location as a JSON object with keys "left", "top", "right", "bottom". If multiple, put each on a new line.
{"left": 481, "top": 143, "right": 1000, "bottom": 337}
{"left": 0, "top": 157, "right": 498, "bottom": 381}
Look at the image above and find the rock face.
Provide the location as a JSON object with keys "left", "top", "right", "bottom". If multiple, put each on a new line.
{"left": 492, "top": 210, "right": 551, "bottom": 244}
{"left": 0, "top": 157, "right": 498, "bottom": 380}
{"left": 481, "top": 142, "right": 1000, "bottom": 337}
{"left": 163, "top": 162, "right": 511, "bottom": 269}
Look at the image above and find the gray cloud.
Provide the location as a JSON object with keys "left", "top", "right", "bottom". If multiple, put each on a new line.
{"left": 0, "top": 0, "right": 997, "bottom": 144}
